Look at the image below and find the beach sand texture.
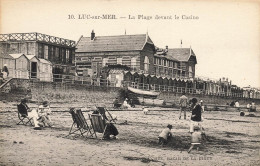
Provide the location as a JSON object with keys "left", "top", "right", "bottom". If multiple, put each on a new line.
{"left": 0, "top": 104, "right": 259, "bottom": 166}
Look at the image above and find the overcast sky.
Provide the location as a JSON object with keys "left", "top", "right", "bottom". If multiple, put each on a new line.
{"left": 1, "top": 0, "right": 259, "bottom": 88}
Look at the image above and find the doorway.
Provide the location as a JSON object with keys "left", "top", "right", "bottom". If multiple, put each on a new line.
{"left": 31, "top": 62, "right": 37, "bottom": 79}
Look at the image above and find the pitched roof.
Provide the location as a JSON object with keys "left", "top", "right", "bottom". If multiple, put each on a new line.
{"left": 166, "top": 48, "right": 196, "bottom": 62}
{"left": 25, "top": 55, "right": 37, "bottom": 60}
{"left": 9, "top": 54, "right": 26, "bottom": 59}
{"left": 0, "top": 53, "right": 13, "bottom": 59}
{"left": 154, "top": 54, "right": 179, "bottom": 61}
{"left": 76, "top": 34, "right": 154, "bottom": 52}
{"left": 39, "top": 58, "right": 52, "bottom": 64}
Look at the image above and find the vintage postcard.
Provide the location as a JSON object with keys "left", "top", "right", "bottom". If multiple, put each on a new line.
{"left": 0, "top": 0, "right": 259, "bottom": 165}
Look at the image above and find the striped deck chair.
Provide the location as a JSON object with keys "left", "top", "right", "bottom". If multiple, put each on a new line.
{"left": 68, "top": 108, "right": 95, "bottom": 138}
{"left": 97, "top": 107, "right": 117, "bottom": 124}
{"left": 17, "top": 105, "right": 33, "bottom": 126}
{"left": 88, "top": 114, "right": 108, "bottom": 139}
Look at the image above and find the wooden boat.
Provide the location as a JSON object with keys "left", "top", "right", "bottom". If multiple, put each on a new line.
{"left": 127, "top": 87, "right": 160, "bottom": 97}
{"left": 137, "top": 97, "right": 165, "bottom": 106}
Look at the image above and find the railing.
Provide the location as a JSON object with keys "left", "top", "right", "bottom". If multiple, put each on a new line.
{"left": 4, "top": 71, "right": 260, "bottom": 99}
{"left": 0, "top": 32, "right": 76, "bottom": 47}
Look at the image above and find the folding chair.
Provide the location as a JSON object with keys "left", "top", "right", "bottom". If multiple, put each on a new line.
{"left": 88, "top": 114, "right": 108, "bottom": 139}
{"left": 68, "top": 109, "right": 95, "bottom": 138}
{"left": 17, "top": 105, "right": 33, "bottom": 126}
{"left": 97, "top": 107, "right": 117, "bottom": 124}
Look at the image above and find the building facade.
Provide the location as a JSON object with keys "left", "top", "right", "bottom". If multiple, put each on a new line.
{"left": 153, "top": 47, "right": 196, "bottom": 78}
{"left": 75, "top": 31, "right": 197, "bottom": 82}
{"left": 0, "top": 32, "right": 76, "bottom": 80}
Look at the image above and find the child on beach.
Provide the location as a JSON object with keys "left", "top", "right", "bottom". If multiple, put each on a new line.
{"left": 158, "top": 124, "right": 173, "bottom": 145}
{"left": 188, "top": 126, "right": 202, "bottom": 153}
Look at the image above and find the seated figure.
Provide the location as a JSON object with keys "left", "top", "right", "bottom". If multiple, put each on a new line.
{"left": 38, "top": 101, "right": 53, "bottom": 127}
{"left": 92, "top": 106, "right": 119, "bottom": 140}
{"left": 122, "top": 98, "right": 131, "bottom": 109}
{"left": 18, "top": 98, "right": 40, "bottom": 128}
{"left": 113, "top": 97, "right": 121, "bottom": 108}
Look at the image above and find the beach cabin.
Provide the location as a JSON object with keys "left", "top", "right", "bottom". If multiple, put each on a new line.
{"left": 38, "top": 58, "right": 52, "bottom": 82}
{"left": 9, "top": 54, "right": 30, "bottom": 79}
{"left": 0, "top": 54, "right": 53, "bottom": 81}
{"left": 25, "top": 55, "right": 53, "bottom": 82}
{"left": 25, "top": 55, "right": 40, "bottom": 79}
{"left": 0, "top": 54, "right": 16, "bottom": 78}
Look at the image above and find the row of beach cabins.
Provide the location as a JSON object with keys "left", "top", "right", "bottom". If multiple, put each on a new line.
{"left": 0, "top": 54, "right": 259, "bottom": 100}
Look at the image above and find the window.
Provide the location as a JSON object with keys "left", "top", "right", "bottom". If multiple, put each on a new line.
{"left": 164, "top": 68, "right": 168, "bottom": 75}
{"left": 93, "top": 57, "right": 102, "bottom": 61}
{"left": 122, "top": 56, "right": 131, "bottom": 66}
{"left": 44, "top": 45, "right": 48, "bottom": 60}
{"left": 66, "top": 49, "right": 70, "bottom": 63}
{"left": 144, "top": 56, "right": 149, "bottom": 73}
{"left": 154, "top": 67, "right": 157, "bottom": 74}
{"left": 102, "top": 58, "right": 108, "bottom": 66}
{"left": 117, "top": 57, "right": 122, "bottom": 65}
{"left": 108, "top": 57, "right": 117, "bottom": 65}
{"left": 189, "top": 66, "right": 193, "bottom": 78}
{"left": 38, "top": 43, "right": 44, "bottom": 59}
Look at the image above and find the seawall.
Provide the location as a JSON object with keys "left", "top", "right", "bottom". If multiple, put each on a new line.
{"left": 0, "top": 79, "right": 259, "bottom": 108}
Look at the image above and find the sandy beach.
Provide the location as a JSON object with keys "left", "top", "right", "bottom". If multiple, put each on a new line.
{"left": 0, "top": 102, "right": 259, "bottom": 166}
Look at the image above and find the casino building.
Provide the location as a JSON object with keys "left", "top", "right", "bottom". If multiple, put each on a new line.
{"left": 75, "top": 31, "right": 197, "bottom": 87}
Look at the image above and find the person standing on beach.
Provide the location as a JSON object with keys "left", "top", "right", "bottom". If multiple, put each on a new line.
{"left": 179, "top": 92, "right": 188, "bottom": 119}
{"left": 189, "top": 98, "right": 203, "bottom": 133}
{"left": 2, "top": 64, "right": 9, "bottom": 80}
{"left": 250, "top": 101, "right": 256, "bottom": 112}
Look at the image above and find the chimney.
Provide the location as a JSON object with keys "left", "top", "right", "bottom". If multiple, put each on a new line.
{"left": 165, "top": 45, "right": 168, "bottom": 54}
{"left": 91, "top": 30, "right": 95, "bottom": 40}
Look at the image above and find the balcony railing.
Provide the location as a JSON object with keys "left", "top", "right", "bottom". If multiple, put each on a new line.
{"left": 0, "top": 32, "right": 76, "bottom": 47}
{"left": 4, "top": 71, "right": 260, "bottom": 99}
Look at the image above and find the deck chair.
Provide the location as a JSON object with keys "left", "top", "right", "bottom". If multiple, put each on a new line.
{"left": 17, "top": 105, "right": 33, "bottom": 126}
{"left": 88, "top": 114, "right": 108, "bottom": 139}
{"left": 68, "top": 108, "right": 95, "bottom": 138}
{"left": 97, "top": 107, "right": 117, "bottom": 124}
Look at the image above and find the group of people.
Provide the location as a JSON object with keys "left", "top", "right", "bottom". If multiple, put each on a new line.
{"left": 113, "top": 97, "right": 134, "bottom": 109}
{"left": 247, "top": 101, "right": 256, "bottom": 112}
{"left": 229, "top": 100, "right": 240, "bottom": 108}
{"left": 158, "top": 92, "right": 205, "bottom": 153}
{"left": 178, "top": 92, "right": 204, "bottom": 132}
{"left": 18, "top": 99, "right": 53, "bottom": 129}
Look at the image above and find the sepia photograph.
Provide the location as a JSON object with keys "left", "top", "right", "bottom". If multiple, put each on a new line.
{"left": 0, "top": 0, "right": 259, "bottom": 165}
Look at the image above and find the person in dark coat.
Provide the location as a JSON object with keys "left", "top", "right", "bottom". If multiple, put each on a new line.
{"left": 18, "top": 98, "right": 40, "bottom": 128}
{"left": 91, "top": 106, "right": 119, "bottom": 140}
{"left": 189, "top": 98, "right": 202, "bottom": 133}
{"left": 2, "top": 64, "right": 9, "bottom": 80}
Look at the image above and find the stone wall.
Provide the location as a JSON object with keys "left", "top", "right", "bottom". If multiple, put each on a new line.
{"left": 0, "top": 79, "right": 119, "bottom": 108}
{"left": 1, "top": 78, "right": 259, "bottom": 107}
